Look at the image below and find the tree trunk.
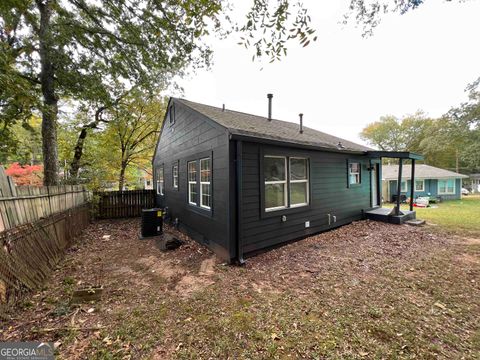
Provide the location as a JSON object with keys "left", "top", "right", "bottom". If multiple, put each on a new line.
{"left": 118, "top": 163, "right": 127, "bottom": 191}
{"left": 70, "top": 127, "right": 89, "bottom": 180}
{"left": 455, "top": 148, "right": 459, "bottom": 173}
{"left": 70, "top": 106, "right": 108, "bottom": 180}
{"left": 38, "top": 1, "right": 59, "bottom": 186}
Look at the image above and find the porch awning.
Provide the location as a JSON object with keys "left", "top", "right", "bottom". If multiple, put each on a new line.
{"left": 366, "top": 151, "right": 424, "bottom": 160}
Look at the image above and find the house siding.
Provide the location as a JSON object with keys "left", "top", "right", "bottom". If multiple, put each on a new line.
{"left": 388, "top": 178, "right": 462, "bottom": 201}
{"left": 239, "top": 141, "right": 377, "bottom": 255}
{"left": 153, "top": 100, "right": 232, "bottom": 260}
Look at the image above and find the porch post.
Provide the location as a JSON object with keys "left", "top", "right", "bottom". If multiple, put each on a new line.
{"left": 396, "top": 158, "right": 403, "bottom": 216}
{"left": 410, "top": 159, "right": 415, "bottom": 211}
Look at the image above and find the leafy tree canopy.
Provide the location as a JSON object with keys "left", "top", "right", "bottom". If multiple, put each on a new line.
{"left": 344, "top": 0, "right": 452, "bottom": 36}
{"left": 361, "top": 78, "right": 480, "bottom": 173}
{"left": 0, "top": 0, "right": 318, "bottom": 185}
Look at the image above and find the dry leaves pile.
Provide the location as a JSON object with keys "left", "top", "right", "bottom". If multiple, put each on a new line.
{"left": 0, "top": 219, "right": 478, "bottom": 359}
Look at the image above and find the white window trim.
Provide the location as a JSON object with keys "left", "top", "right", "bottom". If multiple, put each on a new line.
{"left": 349, "top": 162, "right": 361, "bottom": 185}
{"left": 438, "top": 178, "right": 456, "bottom": 195}
{"left": 265, "top": 156, "right": 288, "bottom": 212}
{"left": 401, "top": 180, "right": 407, "bottom": 192}
{"left": 173, "top": 164, "right": 178, "bottom": 189}
{"left": 157, "top": 166, "right": 164, "bottom": 195}
{"left": 415, "top": 179, "right": 425, "bottom": 192}
{"left": 289, "top": 157, "right": 309, "bottom": 208}
{"left": 200, "top": 158, "right": 211, "bottom": 210}
{"left": 187, "top": 161, "right": 197, "bottom": 205}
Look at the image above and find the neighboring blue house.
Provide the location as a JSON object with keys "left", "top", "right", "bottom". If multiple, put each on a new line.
{"left": 382, "top": 164, "right": 468, "bottom": 202}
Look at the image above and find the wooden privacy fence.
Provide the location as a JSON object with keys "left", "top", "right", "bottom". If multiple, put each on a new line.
{"left": 0, "top": 204, "right": 90, "bottom": 312}
{"left": 0, "top": 167, "right": 89, "bottom": 231}
{"left": 94, "top": 189, "right": 156, "bottom": 219}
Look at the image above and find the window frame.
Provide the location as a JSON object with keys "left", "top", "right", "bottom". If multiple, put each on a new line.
{"left": 289, "top": 156, "right": 309, "bottom": 208}
{"left": 401, "top": 180, "right": 407, "bottom": 192}
{"left": 262, "top": 153, "right": 311, "bottom": 214}
{"left": 168, "top": 104, "right": 175, "bottom": 126}
{"left": 172, "top": 162, "right": 179, "bottom": 190}
{"left": 414, "top": 179, "right": 424, "bottom": 192}
{"left": 264, "top": 155, "right": 288, "bottom": 212}
{"left": 187, "top": 160, "right": 197, "bottom": 205}
{"left": 156, "top": 165, "right": 164, "bottom": 196}
{"left": 438, "top": 178, "right": 455, "bottom": 195}
{"left": 347, "top": 160, "right": 362, "bottom": 187}
{"left": 200, "top": 157, "right": 212, "bottom": 210}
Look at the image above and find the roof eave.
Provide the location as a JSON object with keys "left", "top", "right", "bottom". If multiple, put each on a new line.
{"left": 382, "top": 175, "right": 469, "bottom": 181}
{"left": 229, "top": 133, "right": 368, "bottom": 155}
{"left": 366, "top": 151, "right": 424, "bottom": 160}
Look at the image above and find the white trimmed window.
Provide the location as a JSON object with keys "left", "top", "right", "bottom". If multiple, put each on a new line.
{"left": 264, "top": 155, "right": 309, "bottom": 212}
{"left": 200, "top": 158, "right": 211, "bottom": 209}
{"left": 349, "top": 162, "right": 361, "bottom": 185}
{"left": 156, "top": 165, "right": 164, "bottom": 195}
{"left": 438, "top": 179, "right": 455, "bottom": 195}
{"left": 188, "top": 161, "right": 197, "bottom": 204}
{"left": 401, "top": 180, "right": 407, "bottom": 192}
{"left": 415, "top": 179, "right": 424, "bottom": 192}
{"left": 290, "top": 157, "right": 309, "bottom": 207}
{"left": 264, "top": 156, "right": 288, "bottom": 211}
{"left": 172, "top": 164, "right": 178, "bottom": 189}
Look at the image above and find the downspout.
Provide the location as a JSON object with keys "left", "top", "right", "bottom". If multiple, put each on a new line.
{"left": 235, "top": 140, "right": 245, "bottom": 265}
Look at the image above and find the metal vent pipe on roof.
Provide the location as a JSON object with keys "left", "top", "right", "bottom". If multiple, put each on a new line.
{"left": 299, "top": 113, "right": 303, "bottom": 134}
{"left": 267, "top": 93, "right": 273, "bottom": 121}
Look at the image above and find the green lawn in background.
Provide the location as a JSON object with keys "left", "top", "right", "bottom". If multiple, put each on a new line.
{"left": 386, "top": 195, "right": 480, "bottom": 236}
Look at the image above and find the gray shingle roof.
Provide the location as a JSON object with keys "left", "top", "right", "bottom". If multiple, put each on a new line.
{"left": 176, "top": 99, "right": 372, "bottom": 152}
{"left": 382, "top": 164, "right": 469, "bottom": 180}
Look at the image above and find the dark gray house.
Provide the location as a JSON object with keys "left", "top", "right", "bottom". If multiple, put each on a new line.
{"left": 153, "top": 96, "right": 421, "bottom": 263}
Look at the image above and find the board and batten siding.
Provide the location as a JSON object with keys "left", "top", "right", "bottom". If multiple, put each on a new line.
{"left": 153, "top": 100, "right": 232, "bottom": 260}
{"left": 239, "top": 142, "right": 376, "bottom": 255}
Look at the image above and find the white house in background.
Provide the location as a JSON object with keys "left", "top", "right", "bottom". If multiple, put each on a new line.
{"left": 382, "top": 164, "right": 469, "bottom": 202}
{"left": 468, "top": 174, "right": 480, "bottom": 193}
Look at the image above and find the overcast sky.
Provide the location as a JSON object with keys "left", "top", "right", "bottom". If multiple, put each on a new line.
{"left": 175, "top": 0, "right": 480, "bottom": 146}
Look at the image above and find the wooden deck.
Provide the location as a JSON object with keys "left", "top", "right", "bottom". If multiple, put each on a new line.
{"left": 365, "top": 207, "right": 416, "bottom": 224}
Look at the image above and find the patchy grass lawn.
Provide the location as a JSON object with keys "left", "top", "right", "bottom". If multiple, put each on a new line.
{"left": 387, "top": 195, "right": 480, "bottom": 236}
{"left": 1, "top": 219, "right": 479, "bottom": 359}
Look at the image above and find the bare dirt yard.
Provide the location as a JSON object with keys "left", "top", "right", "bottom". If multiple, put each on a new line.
{"left": 1, "top": 219, "right": 479, "bottom": 359}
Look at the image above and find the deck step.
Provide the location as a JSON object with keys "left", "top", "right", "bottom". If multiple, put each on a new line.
{"left": 405, "top": 219, "right": 426, "bottom": 226}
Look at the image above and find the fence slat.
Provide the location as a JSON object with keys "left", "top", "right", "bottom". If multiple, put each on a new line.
{"left": 0, "top": 167, "right": 89, "bottom": 231}
{"left": 94, "top": 190, "right": 155, "bottom": 219}
{"left": 0, "top": 205, "right": 91, "bottom": 311}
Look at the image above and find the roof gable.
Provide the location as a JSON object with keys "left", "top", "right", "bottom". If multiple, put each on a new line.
{"left": 175, "top": 98, "right": 371, "bottom": 153}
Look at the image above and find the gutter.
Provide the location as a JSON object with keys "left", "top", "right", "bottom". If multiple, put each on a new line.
{"left": 229, "top": 133, "right": 367, "bottom": 156}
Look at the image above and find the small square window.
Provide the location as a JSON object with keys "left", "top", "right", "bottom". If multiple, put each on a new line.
{"left": 348, "top": 162, "right": 361, "bottom": 185}
{"left": 415, "top": 180, "right": 424, "bottom": 192}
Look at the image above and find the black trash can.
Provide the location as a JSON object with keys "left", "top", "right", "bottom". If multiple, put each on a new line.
{"left": 140, "top": 208, "right": 163, "bottom": 238}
